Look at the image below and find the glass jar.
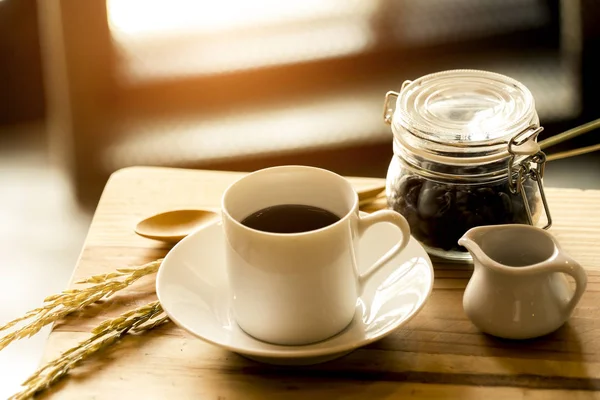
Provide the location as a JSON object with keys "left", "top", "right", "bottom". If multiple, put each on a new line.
{"left": 383, "top": 70, "right": 552, "bottom": 261}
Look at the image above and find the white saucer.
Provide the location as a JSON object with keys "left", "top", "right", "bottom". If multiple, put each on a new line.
{"left": 156, "top": 218, "right": 434, "bottom": 365}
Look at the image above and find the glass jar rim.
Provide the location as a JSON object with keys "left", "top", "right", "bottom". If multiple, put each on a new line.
{"left": 391, "top": 69, "right": 539, "bottom": 164}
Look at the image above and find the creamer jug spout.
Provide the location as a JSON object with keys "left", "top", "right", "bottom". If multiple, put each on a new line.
{"left": 457, "top": 225, "right": 493, "bottom": 267}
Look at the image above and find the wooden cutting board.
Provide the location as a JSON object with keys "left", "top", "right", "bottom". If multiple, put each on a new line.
{"left": 33, "top": 166, "right": 600, "bottom": 399}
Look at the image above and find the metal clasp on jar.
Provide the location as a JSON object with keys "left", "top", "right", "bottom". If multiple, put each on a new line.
{"left": 507, "top": 125, "right": 553, "bottom": 230}
{"left": 383, "top": 81, "right": 412, "bottom": 124}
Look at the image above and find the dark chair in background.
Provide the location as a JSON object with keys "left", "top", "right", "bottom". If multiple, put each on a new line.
{"left": 35, "top": 0, "right": 598, "bottom": 207}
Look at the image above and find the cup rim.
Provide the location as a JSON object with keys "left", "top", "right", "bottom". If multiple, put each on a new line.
{"left": 221, "top": 165, "right": 359, "bottom": 237}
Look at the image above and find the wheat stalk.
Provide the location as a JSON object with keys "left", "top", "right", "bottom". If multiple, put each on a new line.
{"left": 0, "top": 259, "right": 163, "bottom": 351}
{"left": 10, "top": 301, "right": 168, "bottom": 400}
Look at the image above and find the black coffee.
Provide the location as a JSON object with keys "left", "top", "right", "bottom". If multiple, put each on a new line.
{"left": 241, "top": 204, "right": 340, "bottom": 234}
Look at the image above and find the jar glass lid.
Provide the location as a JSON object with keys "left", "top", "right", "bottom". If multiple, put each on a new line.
{"left": 395, "top": 69, "right": 536, "bottom": 146}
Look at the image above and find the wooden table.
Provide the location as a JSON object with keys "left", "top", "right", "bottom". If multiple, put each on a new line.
{"left": 38, "top": 166, "right": 600, "bottom": 399}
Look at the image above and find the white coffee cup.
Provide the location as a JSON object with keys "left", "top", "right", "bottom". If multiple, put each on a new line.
{"left": 221, "top": 166, "right": 411, "bottom": 345}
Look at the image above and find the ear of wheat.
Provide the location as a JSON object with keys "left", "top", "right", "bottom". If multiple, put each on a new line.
{"left": 10, "top": 301, "right": 169, "bottom": 400}
{"left": 0, "top": 259, "right": 162, "bottom": 351}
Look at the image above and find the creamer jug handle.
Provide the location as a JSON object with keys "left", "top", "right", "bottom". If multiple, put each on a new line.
{"left": 545, "top": 254, "right": 587, "bottom": 316}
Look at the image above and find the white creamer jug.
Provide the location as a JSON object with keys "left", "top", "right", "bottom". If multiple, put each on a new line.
{"left": 458, "top": 224, "right": 587, "bottom": 340}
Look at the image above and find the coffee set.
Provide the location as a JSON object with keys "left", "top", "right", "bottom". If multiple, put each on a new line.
{"left": 158, "top": 70, "right": 588, "bottom": 365}
{"left": 156, "top": 165, "right": 587, "bottom": 366}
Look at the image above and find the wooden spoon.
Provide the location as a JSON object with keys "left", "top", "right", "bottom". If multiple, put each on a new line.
{"left": 356, "top": 184, "right": 386, "bottom": 203}
{"left": 135, "top": 184, "right": 386, "bottom": 243}
{"left": 135, "top": 209, "right": 220, "bottom": 243}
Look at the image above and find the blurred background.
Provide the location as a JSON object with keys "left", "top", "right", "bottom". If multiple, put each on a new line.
{"left": 1, "top": 0, "right": 599, "bottom": 395}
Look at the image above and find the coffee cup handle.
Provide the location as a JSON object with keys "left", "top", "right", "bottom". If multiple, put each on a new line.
{"left": 357, "top": 210, "right": 411, "bottom": 289}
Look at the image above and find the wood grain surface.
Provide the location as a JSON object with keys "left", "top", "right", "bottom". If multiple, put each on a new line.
{"left": 34, "top": 166, "right": 600, "bottom": 399}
